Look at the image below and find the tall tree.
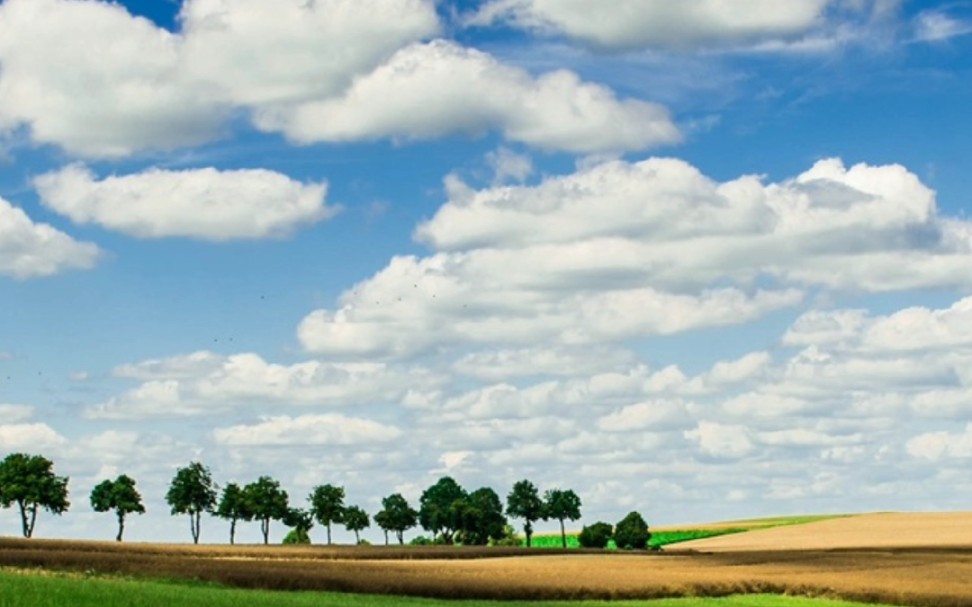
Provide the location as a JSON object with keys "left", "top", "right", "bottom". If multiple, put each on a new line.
{"left": 376, "top": 493, "right": 418, "bottom": 545}
{"left": 456, "top": 487, "right": 507, "bottom": 545}
{"left": 90, "top": 474, "right": 145, "bottom": 542}
{"left": 215, "top": 482, "right": 249, "bottom": 545}
{"left": 506, "top": 479, "right": 546, "bottom": 547}
{"left": 343, "top": 505, "right": 370, "bottom": 544}
{"left": 243, "top": 476, "right": 289, "bottom": 545}
{"left": 544, "top": 489, "right": 582, "bottom": 549}
{"left": 308, "top": 483, "right": 345, "bottom": 545}
{"left": 282, "top": 507, "right": 314, "bottom": 545}
{"left": 165, "top": 461, "right": 217, "bottom": 544}
{"left": 419, "top": 476, "right": 466, "bottom": 544}
{"left": 0, "top": 453, "right": 70, "bottom": 538}
{"left": 614, "top": 511, "right": 651, "bottom": 550}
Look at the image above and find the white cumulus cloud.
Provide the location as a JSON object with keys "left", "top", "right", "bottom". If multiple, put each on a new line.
{"left": 212, "top": 414, "right": 402, "bottom": 446}
{"left": 34, "top": 165, "right": 334, "bottom": 241}
{"left": 0, "top": 196, "right": 101, "bottom": 279}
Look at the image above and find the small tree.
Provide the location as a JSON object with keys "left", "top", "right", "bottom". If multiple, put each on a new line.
{"left": 456, "top": 487, "right": 507, "bottom": 545}
{"left": 376, "top": 493, "right": 418, "bottom": 545}
{"left": 309, "top": 483, "right": 345, "bottom": 545}
{"left": 544, "top": 489, "right": 581, "bottom": 549}
{"left": 419, "top": 476, "right": 466, "bottom": 544}
{"left": 578, "top": 521, "right": 613, "bottom": 548}
{"left": 216, "top": 483, "right": 249, "bottom": 545}
{"left": 165, "top": 461, "right": 217, "bottom": 544}
{"left": 0, "top": 453, "right": 70, "bottom": 538}
{"left": 506, "top": 479, "right": 546, "bottom": 547}
{"left": 614, "top": 511, "right": 651, "bottom": 550}
{"left": 243, "top": 476, "right": 289, "bottom": 545}
{"left": 282, "top": 508, "right": 314, "bottom": 545}
{"left": 343, "top": 505, "right": 370, "bottom": 544}
{"left": 90, "top": 474, "right": 145, "bottom": 542}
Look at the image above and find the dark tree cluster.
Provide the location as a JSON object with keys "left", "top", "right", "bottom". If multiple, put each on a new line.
{"left": 578, "top": 512, "right": 652, "bottom": 550}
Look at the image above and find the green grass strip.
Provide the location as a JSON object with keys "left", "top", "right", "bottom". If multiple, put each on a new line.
{"left": 0, "top": 569, "right": 896, "bottom": 607}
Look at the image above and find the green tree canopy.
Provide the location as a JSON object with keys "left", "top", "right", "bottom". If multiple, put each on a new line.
{"left": 544, "top": 488, "right": 582, "bottom": 548}
{"left": 308, "top": 483, "right": 345, "bottom": 545}
{"left": 614, "top": 511, "right": 651, "bottom": 550}
{"left": 282, "top": 507, "right": 314, "bottom": 545}
{"left": 165, "top": 461, "right": 217, "bottom": 544}
{"left": 243, "top": 476, "right": 289, "bottom": 545}
{"left": 375, "top": 493, "right": 418, "bottom": 545}
{"left": 90, "top": 474, "right": 145, "bottom": 542}
{"left": 343, "top": 505, "right": 370, "bottom": 544}
{"left": 215, "top": 482, "right": 249, "bottom": 545}
{"left": 456, "top": 486, "right": 507, "bottom": 545}
{"left": 506, "top": 479, "right": 546, "bottom": 547}
{"left": 578, "top": 521, "right": 613, "bottom": 548}
{"left": 419, "top": 476, "right": 466, "bottom": 544}
{"left": 0, "top": 453, "right": 70, "bottom": 538}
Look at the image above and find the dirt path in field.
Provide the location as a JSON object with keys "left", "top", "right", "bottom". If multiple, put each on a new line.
{"left": 669, "top": 512, "right": 972, "bottom": 552}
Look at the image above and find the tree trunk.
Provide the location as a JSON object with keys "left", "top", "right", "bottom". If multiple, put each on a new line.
{"left": 383, "top": 529, "right": 389, "bottom": 545}
{"left": 326, "top": 523, "right": 332, "bottom": 545}
{"left": 18, "top": 500, "right": 30, "bottom": 538}
{"left": 397, "top": 530, "right": 404, "bottom": 545}
{"left": 525, "top": 521, "right": 533, "bottom": 547}
{"left": 229, "top": 517, "right": 237, "bottom": 545}
{"left": 116, "top": 512, "right": 126, "bottom": 542}
{"left": 261, "top": 517, "right": 270, "bottom": 544}
{"left": 560, "top": 519, "right": 566, "bottom": 548}
{"left": 354, "top": 530, "right": 360, "bottom": 544}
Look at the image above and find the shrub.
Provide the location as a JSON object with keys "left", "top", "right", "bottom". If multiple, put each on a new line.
{"left": 282, "top": 529, "right": 310, "bottom": 545}
{"left": 409, "top": 535, "right": 434, "bottom": 546}
{"left": 578, "top": 521, "right": 613, "bottom": 548}
{"left": 614, "top": 511, "right": 650, "bottom": 550}
{"left": 489, "top": 524, "right": 521, "bottom": 547}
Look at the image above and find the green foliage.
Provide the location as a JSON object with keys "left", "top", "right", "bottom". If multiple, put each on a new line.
{"left": 409, "top": 535, "right": 434, "bottom": 545}
{"left": 455, "top": 486, "right": 507, "bottom": 545}
{"left": 283, "top": 508, "right": 314, "bottom": 534}
{"left": 543, "top": 488, "right": 581, "bottom": 548}
{"left": 343, "top": 505, "right": 370, "bottom": 544}
{"left": 0, "top": 452, "right": 70, "bottom": 538}
{"left": 165, "top": 462, "right": 217, "bottom": 544}
{"left": 578, "top": 521, "right": 613, "bottom": 548}
{"left": 375, "top": 493, "right": 418, "bottom": 545}
{"left": 614, "top": 511, "right": 650, "bottom": 550}
{"left": 505, "top": 479, "right": 545, "bottom": 547}
{"left": 489, "top": 524, "right": 520, "bottom": 547}
{"left": 90, "top": 475, "right": 145, "bottom": 542}
{"left": 309, "top": 484, "right": 345, "bottom": 545}
{"left": 243, "top": 476, "right": 289, "bottom": 545}
{"left": 215, "top": 483, "right": 249, "bottom": 545}
{"left": 419, "top": 476, "right": 466, "bottom": 544}
{"left": 282, "top": 528, "right": 311, "bottom": 545}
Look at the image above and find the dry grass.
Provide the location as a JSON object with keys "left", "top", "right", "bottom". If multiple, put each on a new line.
{"left": 1, "top": 513, "right": 970, "bottom": 606}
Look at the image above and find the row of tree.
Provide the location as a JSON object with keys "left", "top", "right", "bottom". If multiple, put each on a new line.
{"left": 1, "top": 453, "right": 626, "bottom": 548}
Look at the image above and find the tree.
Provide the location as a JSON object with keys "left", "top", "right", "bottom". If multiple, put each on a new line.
{"left": 544, "top": 489, "right": 581, "bottom": 548}
{"left": 90, "top": 474, "right": 145, "bottom": 542}
{"left": 456, "top": 487, "right": 507, "bottom": 545}
{"left": 0, "top": 453, "right": 70, "bottom": 538}
{"left": 309, "top": 483, "right": 345, "bottom": 545}
{"left": 282, "top": 507, "right": 314, "bottom": 545}
{"left": 215, "top": 483, "right": 249, "bottom": 545}
{"left": 578, "top": 521, "right": 613, "bottom": 549}
{"left": 343, "top": 505, "right": 370, "bottom": 544}
{"left": 375, "top": 493, "right": 418, "bottom": 545}
{"left": 614, "top": 511, "right": 651, "bottom": 550}
{"left": 506, "top": 479, "right": 546, "bottom": 547}
{"left": 419, "top": 476, "right": 466, "bottom": 544}
{"left": 165, "top": 461, "right": 217, "bottom": 544}
{"left": 243, "top": 476, "right": 289, "bottom": 545}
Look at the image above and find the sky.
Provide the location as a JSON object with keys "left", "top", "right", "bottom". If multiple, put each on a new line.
{"left": 1, "top": 0, "right": 972, "bottom": 545}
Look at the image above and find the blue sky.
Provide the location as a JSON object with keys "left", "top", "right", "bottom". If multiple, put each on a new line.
{"left": 1, "top": 0, "right": 972, "bottom": 544}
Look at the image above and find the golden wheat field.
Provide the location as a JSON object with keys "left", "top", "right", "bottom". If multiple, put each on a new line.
{"left": 1, "top": 513, "right": 970, "bottom": 606}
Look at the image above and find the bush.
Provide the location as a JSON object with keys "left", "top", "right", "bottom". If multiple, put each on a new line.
{"left": 489, "top": 524, "right": 521, "bottom": 547}
{"left": 578, "top": 521, "right": 613, "bottom": 548}
{"left": 613, "top": 511, "right": 650, "bottom": 550}
{"left": 282, "top": 529, "right": 311, "bottom": 545}
{"left": 409, "top": 535, "right": 434, "bottom": 546}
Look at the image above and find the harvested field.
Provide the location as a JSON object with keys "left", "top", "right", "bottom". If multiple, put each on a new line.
{"left": 2, "top": 532, "right": 971, "bottom": 606}
{"left": 670, "top": 512, "right": 972, "bottom": 552}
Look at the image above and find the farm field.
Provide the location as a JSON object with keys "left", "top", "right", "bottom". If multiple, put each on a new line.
{"left": 1, "top": 513, "right": 969, "bottom": 606}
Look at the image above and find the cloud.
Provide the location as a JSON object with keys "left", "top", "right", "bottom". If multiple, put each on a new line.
{"left": 299, "top": 156, "right": 971, "bottom": 358}
{"left": 255, "top": 40, "right": 680, "bottom": 154}
{"left": 684, "top": 421, "right": 755, "bottom": 459}
{"left": 913, "top": 10, "right": 972, "bottom": 42}
{"left": 0, "top": 0, "right": 224, "bottom": 157}
{"left": 0, "top": 404, "right": 33, "bottom": 423}
{"left": 907, "top": 424, "right": 972, "bottom": 460}
{"left": 85, "top": 351, "right": 443, "bottom": 419}
{"left": 0, "top": 0, "right": 677, "bottom": 157}
{"left": 468, "top": 0, "right": 837, "bottom": 51}
{"left": 0, "top": 423, "right": 67, "bottom": 451}
{"left": 212, "top": 414, "right": 402, "bottom": 446}
{"left": 34, "top": 164, "right": 334, "bottom": 241}
{"left": 0, "top": 196, "right": 101, "bottom": 279}
{"left": 486, "top": 147, "right": 533, "bottom": 185}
